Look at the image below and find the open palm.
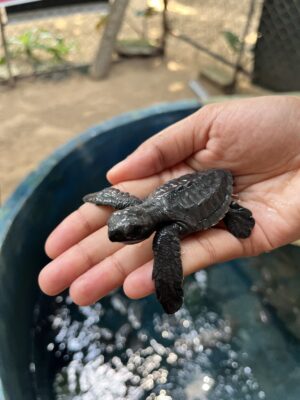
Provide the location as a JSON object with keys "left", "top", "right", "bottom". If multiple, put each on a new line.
{"left": 39, "top": 96, "right": 300, "bottom": 306}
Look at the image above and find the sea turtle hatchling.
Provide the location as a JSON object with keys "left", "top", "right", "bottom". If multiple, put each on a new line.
{"left": 83, "top": 169, "right": 255, "bottom": 314}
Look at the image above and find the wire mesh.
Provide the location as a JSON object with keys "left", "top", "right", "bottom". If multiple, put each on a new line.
{"left": 1, "top": 0, "right": 299, "bottom": 92}
{"left": 253, "top": 0, "right": 300, "bottom": 91}
{"left": 165, "top": 0, "right": 264, "bottom": 82}
{"left": 0, "top": 0, "right": 263, "bottom": 81}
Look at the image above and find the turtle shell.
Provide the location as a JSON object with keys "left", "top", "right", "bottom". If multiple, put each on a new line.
{"left": 146, "top": 169, "right": 233, "bottom": 231}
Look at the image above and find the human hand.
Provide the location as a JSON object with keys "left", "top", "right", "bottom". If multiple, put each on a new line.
{"left": 39, "top": 96, "right": 300, "bottom": 306}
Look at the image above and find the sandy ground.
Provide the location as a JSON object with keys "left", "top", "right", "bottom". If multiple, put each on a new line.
{"left": 0, "top": 0, "right": 264, "bottom": 204}
{"left": 0, "top": 56, "right": 200, "bottom": 203}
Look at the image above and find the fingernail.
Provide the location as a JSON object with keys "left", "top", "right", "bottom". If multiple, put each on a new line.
{"left": 108, "top": 160, "right": 125, "bottom": 174}
{"left": 108, "top": 154, "right": 134, "bottom": 178}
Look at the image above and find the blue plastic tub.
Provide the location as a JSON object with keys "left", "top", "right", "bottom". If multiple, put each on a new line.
{"left": 1, "top": 100, "right": 300, "bottom": 400}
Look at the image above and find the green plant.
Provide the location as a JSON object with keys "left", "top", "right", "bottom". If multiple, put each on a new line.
{"left": 2, "top": 28, "right": 72, "bottom": 68}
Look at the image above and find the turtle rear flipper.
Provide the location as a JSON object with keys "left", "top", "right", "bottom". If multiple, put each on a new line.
{"left": 224, "top": 201, "right": 255, "bottom": 239}
{"left": 152, "top": 224, "right": 183, "bottom": 314}
{"left": 83, "top": 187, "right": 142, "bottom": 210}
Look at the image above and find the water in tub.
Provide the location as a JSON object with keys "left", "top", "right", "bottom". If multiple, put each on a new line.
{"left": 31, "top": 247, "right": 300, "bottom": 400}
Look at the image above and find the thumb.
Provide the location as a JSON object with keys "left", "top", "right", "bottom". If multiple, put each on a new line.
{"left": 107, "top": 105, "right": 218, "bottom": 184}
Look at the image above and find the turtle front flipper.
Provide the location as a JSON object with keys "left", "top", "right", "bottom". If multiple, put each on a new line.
{"left": 224, "top": 201, "right": 255, "bottom": 238}
{"left": 83, "top": 187, "right": 142, "bottom": 210}
{"left": 152, "top": 224, "right": 184, "bottom": 314}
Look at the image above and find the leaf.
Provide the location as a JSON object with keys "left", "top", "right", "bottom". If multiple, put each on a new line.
{"left": 222, "top": 30, "right": 242, "bottom": 53}
{"left": 95, "top": 15, "right": 108, "bottom": 30}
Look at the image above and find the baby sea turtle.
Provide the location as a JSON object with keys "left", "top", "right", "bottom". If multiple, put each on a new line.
{"left": 83, "top": 169, "right": 255, "bottom": 314}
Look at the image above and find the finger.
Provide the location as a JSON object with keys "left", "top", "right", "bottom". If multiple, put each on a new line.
{"left": 39, "top": 226, "right": 123, "bottom": 295}
{"left": 107, "top": 105, "right": 218, "bottom": 184}
{"left": 45, "top": 203, "right": 111, "bottom": 259}
{"left": 123, "top": 228, "right": 246, "bottom": 299}
{"left": 69, "top": 238, "right": 153, "bottom": 306}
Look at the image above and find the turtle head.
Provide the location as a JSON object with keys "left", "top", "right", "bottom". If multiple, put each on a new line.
{"left": 108, "top": 207, "right": 154, "bottom": 244}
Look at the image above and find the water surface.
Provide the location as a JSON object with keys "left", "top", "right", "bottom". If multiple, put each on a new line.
{"left": 31, "top": 247, "right": 300, "bottom": 400}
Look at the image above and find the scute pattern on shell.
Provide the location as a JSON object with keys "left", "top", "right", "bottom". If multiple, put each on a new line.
{"left": 145, "top": 169, "right": 233, "bottom": 232}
